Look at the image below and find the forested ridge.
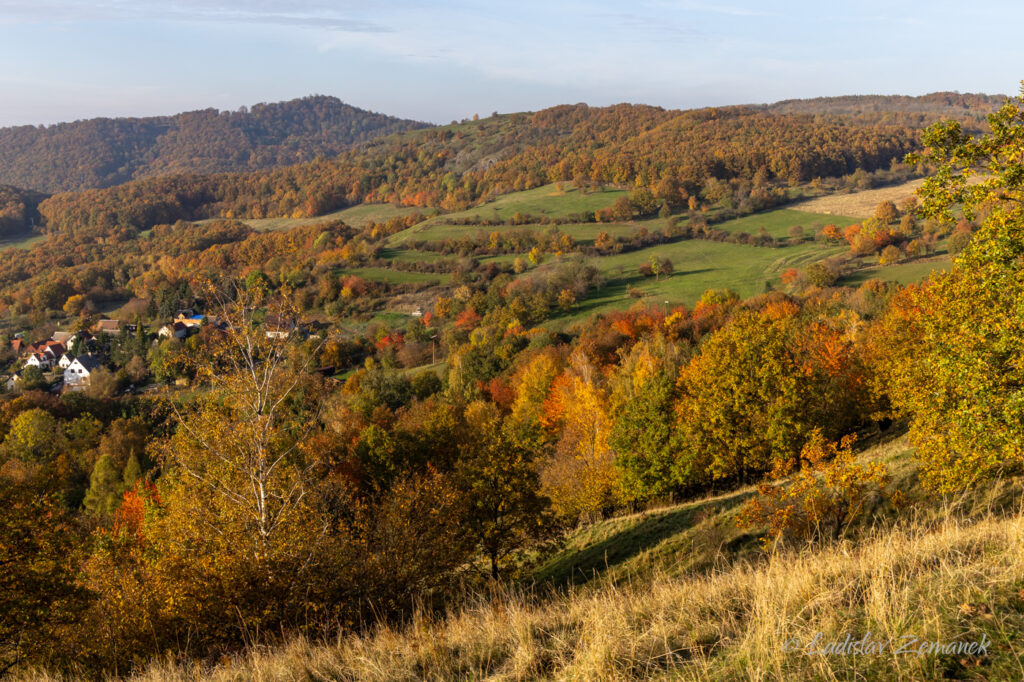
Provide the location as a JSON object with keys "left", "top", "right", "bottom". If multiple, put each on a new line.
{"left": 37, "top": 103, "right": 923, "bottom": 236}
{"left": 0, "top": 95, "right": 429, "bottom": 193}
{"left": 763, "top": 91, "right": 1004, "bottom": 129}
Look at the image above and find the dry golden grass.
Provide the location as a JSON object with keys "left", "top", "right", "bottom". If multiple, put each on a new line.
{"left": 793, "top": 175, "right": 989, "bottom": 218}
{"left": 791, "top": 180, "right": 928, "bottom": 218}
{"left": 25, "top": 503, "right": 1015, "bottom": 681}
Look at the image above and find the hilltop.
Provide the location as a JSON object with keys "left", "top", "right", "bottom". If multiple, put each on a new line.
{"left": 0, "top": 91, "right": 1003, "bottom": 200}
{"left": 0, "top": 96, "right": 430, "bottom": 193}
{"left": 763, "top": 91, "right": 1005, "bottom": 130}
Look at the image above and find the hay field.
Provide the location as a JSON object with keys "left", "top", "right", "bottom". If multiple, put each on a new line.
{"left": 792, "top": 180, "right": 927, "bottom": 217}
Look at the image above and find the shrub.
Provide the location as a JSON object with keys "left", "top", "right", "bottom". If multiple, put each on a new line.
{"left": 737, "top": 431, "right": 891, "bottom": 545}
{"left": 803, "top": 262, "right": 838, "bottom": 287}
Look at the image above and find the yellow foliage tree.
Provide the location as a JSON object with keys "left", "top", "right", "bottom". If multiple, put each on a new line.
{"left": 876, "top": 88, "right": 1024, "bottom": 490}
{"left": 540, "top": 352, "right": 622, "bottom": 522}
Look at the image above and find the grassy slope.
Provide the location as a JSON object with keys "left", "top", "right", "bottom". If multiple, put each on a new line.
{"left": 842, "top": 254, "right": 952, "bottom": 287}
{"left": 714, "top": 208, "right": 858, "bottom": 239}
{"left": 550, "top": 238, "right": 847, "bottom": 328}
{"left": 370, "top": 182, "right": 948, "bottom": 325}
{"left": 440, "top": 184, "right": 629, "bottom": 222}
{"left": 0, "top": 232, "right": 46, "bottom": 250}
{"left": 534, "top": 436, "right": 918, "bottom": 589}
{"left": 387, "top": 184, "right": 627, "bottom": 245}
{"left": 189, "top": 180, "right": 953, "bottom": 329}
{"left": 791, "top": 179, "right": 928, "bottom": 217}
{"left": 210, "top": 203, "right": 427, "bottom": 232}
{"left": 190, "top": 180, "right": 950, "bottom": 324}
{"left": 107, "top": 436, "right": 1024, "bottom": 681}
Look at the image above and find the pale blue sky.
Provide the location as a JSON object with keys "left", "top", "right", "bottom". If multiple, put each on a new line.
{"left": 0, "top": 0, "right": 1020, "bottom": 126}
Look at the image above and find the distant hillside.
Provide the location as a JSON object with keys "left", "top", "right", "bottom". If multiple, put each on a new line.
{"left": 37, "top": 103, "right": 922, "bottom": 236}
{"left": 763, "top": 91, "right": 1006, "bottom": 131}
{"left": 0, "top": 96, "right": 431, "bottom": 193}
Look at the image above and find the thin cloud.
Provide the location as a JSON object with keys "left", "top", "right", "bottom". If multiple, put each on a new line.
{"left": 651, "top": 0, "right": 774, "bottom": 18}
{"left": 0, "top": 0, "right": 392, "bottom": 31}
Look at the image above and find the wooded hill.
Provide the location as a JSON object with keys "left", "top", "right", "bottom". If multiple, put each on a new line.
{"left": 0, "top": 96, "right": 429, "bottom": 193}
{"left": 763, "top": 91, "right": 1004, "bottom": 130}
{"left": 36, "top": 103, "right": 925, "bottom": 237}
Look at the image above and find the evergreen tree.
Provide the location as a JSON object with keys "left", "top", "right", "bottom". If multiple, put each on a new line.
{"left": 82, "top": 455, "right": 123, "bottom": 520}
{"left": 121, "top": 453, "right": 142, "bottom": 489}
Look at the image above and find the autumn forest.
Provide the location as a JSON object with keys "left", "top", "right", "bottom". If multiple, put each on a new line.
{"left": 4, "top": 89, "right": 1024, "bottom": 679}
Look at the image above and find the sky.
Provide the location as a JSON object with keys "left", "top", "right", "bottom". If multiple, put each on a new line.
{"left": 0, "top": 0, "right": 1022, "bottom": 127}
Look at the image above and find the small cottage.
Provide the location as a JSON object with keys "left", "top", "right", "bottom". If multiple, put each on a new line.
{"left": 64, "top": 355, "right": 103, "bottom": 388}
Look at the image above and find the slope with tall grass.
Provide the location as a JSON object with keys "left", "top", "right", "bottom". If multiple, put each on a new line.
{"left": 23, "top": 436, "right": 1022, "bottom": 682}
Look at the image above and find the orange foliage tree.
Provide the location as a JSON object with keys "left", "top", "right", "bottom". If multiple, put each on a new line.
{"left": 539, "top": 351, "right": 622, "bottom": 522}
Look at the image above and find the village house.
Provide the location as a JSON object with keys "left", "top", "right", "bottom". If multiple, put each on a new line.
{"left": 68, "top": 330, "right": 93, "bottom": 348}
{"left": 263, "top": 314, "right": 296, "bottom": 340}
{"left": 24, "top": 353, "right": 52, "bottom": 370}
{"left": 42, "top": 340, "right": 65, "bottom": 358}
{"left": 21, "top": 340, "right": 65, "bottom": 370}
{"left": 64, "top": 355, "right": 103, "bottom": 388}
{"left": 175, "top": 312, "right": 208, "bottom": 329}
{"left": 158, "top": 312, "right": 218, "bottom": 339}
{"left": 158, "top": 321, "right": 190, "bottom": 339}
{"left": 58, "top": 353, "right": 74, "bottom": 369}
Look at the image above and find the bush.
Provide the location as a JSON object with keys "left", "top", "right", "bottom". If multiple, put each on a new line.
{"left": 879, "top": 244, "right": 903, "bottom": 265}
{"left": 948, "top": 229, "right": 972, "bottom": 254}
{"left": 737, "top": 431, "right": 892, "bottom": 545}
{"left": 803, "top": 262, "right": 838, "bottom": 287}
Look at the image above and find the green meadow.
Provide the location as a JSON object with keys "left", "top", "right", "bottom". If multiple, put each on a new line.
{"left": 268, "top": 188, "right": 955, "bottom": 324}
{"left": 547, "top": 239, "right": 848, "bottom": 327}
{"left": 0, "top": 231, "right": 47, "bottom": 250}
{"left": 203, "top": 203, "right": 428, "bottom": 232}
{"left": 714, "top": 208, "right": 859, "bottom": 238}
{"left": 388, "top": 183, "right": 627, "bottom": 244}
{"left": 842, "top": 254, "right": 951, "bottom": 286}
